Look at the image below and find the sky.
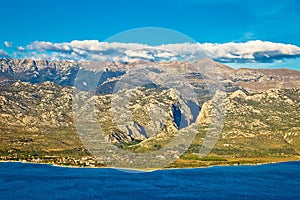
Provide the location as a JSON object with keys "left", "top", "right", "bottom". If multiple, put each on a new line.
{"left": 0, "top": 0, "right": 299, "bottom": 69}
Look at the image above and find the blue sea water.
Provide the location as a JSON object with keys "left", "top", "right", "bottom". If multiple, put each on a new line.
{"left": 0, "top": 161, "right": 299, "bottom": 200}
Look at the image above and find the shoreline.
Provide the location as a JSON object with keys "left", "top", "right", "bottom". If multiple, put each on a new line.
{"left": 1, "top": 157, "right": 300, "bottom": 172}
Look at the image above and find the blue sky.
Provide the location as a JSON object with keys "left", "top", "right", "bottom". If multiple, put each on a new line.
{"left": 0, "top": 0, "right": 299, "bottom": 69}
{"left": 1, "top": 0, "right": 299, "bottom": 45}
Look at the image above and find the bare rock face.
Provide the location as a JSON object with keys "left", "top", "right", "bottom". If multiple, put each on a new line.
{"left": 0, "top": 58, "right": 80, "bottom": 85}
{"left": 231, "top": 68, "right": 300, "bottom": 91}
{"left": 1, "top": 57, "right": 300, "bottom": 91}
{"left": 0, "top": 81, "right": 73, "bottom": 129}
{"left": 0, "top": 58, "right": 300, "bottom": 157}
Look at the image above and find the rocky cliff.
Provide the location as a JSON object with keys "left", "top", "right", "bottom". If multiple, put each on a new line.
{"left": 0, "top": 58, "right": 299, "bottom": 167}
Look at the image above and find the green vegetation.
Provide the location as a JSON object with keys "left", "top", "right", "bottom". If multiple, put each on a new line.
{"left": 0, "top": 81, "right": 299, "bottom": 168}
{"left": 181, "top": 154, "right": 227, "bottom": 161}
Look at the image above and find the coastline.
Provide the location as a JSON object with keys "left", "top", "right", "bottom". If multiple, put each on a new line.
{"left": 1, "top": 157, "right": 300, "bottom": 172}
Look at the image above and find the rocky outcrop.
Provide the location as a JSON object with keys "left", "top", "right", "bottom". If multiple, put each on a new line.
{"left": 1, "top": 58, "right": 300, "bottom": 93}
{"left": 0, "top": 58, "right": 300, "bottom": 159}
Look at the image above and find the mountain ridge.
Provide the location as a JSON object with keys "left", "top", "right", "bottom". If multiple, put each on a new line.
{"left": 1, "top": 58, "right": 300, "bottom": 92}
{"left": 0, "top": 58, "right": 299, "bottom": 168}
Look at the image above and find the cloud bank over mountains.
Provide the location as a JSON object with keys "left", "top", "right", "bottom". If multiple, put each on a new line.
{"left": 1, "top": 40, "right": 300, "bottom": 64}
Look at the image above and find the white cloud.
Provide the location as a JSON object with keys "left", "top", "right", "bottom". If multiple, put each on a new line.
{"left": 26, "top": 40, "right": 147, "bottom": 52}
{"left": 160, "top": 40, "right": 300, "bottom": 62}
{"left": 0, "top": 49, "right": 9, "bottom": 57}
{"left": 27, "top": 41, "right": 72, "bottom": 52}
{"left": 16, "top": 46, "right": 25, "bottom": 51}
{"left": 5, "top": 40, "right": 300, "bottom": 63}
{"left": 4, "top": 41, "right": 12, "bottom": 48}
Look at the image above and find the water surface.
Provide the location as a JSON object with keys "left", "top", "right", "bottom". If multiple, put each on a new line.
{"left": 0, "top": 161, "right": 299, "bottom": 199}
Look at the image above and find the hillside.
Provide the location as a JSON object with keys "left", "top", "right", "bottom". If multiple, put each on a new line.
{"left": 0, "top": 58, "right": 299, "bottom": 168}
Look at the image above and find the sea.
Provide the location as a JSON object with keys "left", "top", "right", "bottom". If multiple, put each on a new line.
{"left": 0, "top": 161, "right": 299, "bottom": 200}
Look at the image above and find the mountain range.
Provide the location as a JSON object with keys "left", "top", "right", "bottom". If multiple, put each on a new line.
{"left": 0, "top": 58, "right": 299, "bottom": 168}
